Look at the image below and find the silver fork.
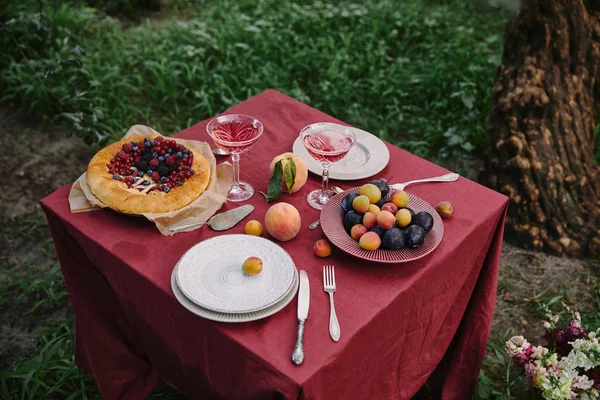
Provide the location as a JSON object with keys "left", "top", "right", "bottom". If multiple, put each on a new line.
{"left": 323, "top": 265, "right": 340, "bottom": 342}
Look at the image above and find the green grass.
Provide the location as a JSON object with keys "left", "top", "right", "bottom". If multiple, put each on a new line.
{"left": 1, "top": 0, "right": 510, "bottom": 160}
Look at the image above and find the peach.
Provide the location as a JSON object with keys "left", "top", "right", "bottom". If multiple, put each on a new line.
{"left": 381, "top": 202, "right": 398, "bottom": 215}
{"left": 265, "top": 202, "right": 301, "bottom": 241}
{"left": 313, "top": 239, "right": 333, "bottom": 257}
{"left": 391, "top": 190, "right": 410, "bottom": 208}
{"left": 242, "top": 257, "right": 263, "bottom": 276}
{"left": 368, "top": 204, "right": 381, "bottom": 215}
{"left": 244, "top": 220, "right": 263, "bottom": 236}
{"left": 395, "top": 208, "right": 412, "bottom": 228}
{"left": 376, "top": 210, "right": 396, "bottom": 230}
{"left": 352, "top": 195, "right": 370, "bottom": 213}
{"left": 436, "top": 201, "right": 455, "bottom": 218}
{"left": 359, "top": 231, "right": 381, "bottom": 251}
{"left": 359, "top": 183, "right": 382, "bottom": 204}
{"left": 269, "top": 153, "right": 308, "bottom": 193}
{"left": 363, "top": 212, "right": 378, "bottom": 229}
{"left": 351, "top": 224, "right": 368, "bottom": 241}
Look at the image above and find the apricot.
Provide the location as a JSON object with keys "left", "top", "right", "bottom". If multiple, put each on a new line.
{"left": 313, "top": 239, "right": 333, "bottom": 257}
{"left": 350, "top": 224, "right": 368, "bottom": 241}
{"left": 352, "top": 195, "right": 371, "bottom": 213}
{"left": 395, "top": 208, "right": 412, "bottom": 228}
{"left": 242, "top": 256, "right": 263, "bottom": 276}
{"left": 269, "top": 153, "right": 308, "bottom": 193}
{"left": 436, "top": 201, "right": 455, "bottom": 218}
{"left": 362, "top": 212, "right": 378, "bottom": 229}
{"left": 367, "top": 204, "right": 381, "bottom": 215}
{"left": 391, "top": 190, "right": 410, "bottom": 208}
{"left": 375, "top": 210, "right": 395, "bottom": 230}
{"left": 265, "top": 202, "right": 301, "bottom": 241}
{"left": 359, "top": 183, "right": 382, "bottom": 204}
{"left": 359, "top": 231, "right": 381, "bottom": 251}
{"left": 244, "top": 220, "right": 263, "bottom": 236}
{"left": 381, "top": 202, "right": 398, "bottom": 215}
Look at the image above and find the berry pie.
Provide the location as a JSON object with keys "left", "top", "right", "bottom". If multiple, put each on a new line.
{"left": 86, "top": 135, "right": 210, "bottom": 214}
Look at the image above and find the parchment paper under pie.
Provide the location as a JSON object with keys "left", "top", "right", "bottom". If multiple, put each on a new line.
{"left": 68, "top": 125, "right": 234, "bottom": 236}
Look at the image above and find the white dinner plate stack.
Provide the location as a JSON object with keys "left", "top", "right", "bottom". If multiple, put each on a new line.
{"left": 171, "top": 234, "right": 299, "bottom": 323}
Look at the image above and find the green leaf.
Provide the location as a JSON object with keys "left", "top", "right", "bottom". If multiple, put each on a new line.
{"left": 283, "top": 158, "right": 296, "bottom": 194}
{"left": 259, "top": 160, "right": 283, "bottom": 202}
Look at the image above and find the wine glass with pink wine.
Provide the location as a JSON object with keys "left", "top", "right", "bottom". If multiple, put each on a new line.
{"left": 207, "top": 114, "right": 264, "bottom": 202}
{"left": 300, "top": 122, "right": 356, "bottom": 210}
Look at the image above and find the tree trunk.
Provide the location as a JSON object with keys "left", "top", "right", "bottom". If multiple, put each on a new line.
{"left": 482, "top": 0, "right": 600, "bottom": 256}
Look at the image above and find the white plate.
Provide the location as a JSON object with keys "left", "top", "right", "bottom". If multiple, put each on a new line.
{"left": 175, "top": 235, "right": 297, "bottom": 314}
{"left": 172, "top": 264, "right": 298, "bottom": 323}
{"left": 293, "top": 126, "right": 390, "bottom": 180}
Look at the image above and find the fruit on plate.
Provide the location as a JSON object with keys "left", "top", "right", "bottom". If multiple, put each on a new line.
{"left": 400, "top": 207, "right": 416, "bottom": 222}
{"left": 242, "top": 256, "right": 263, "bottom": 276}
{"left": 370, "top": 226, "right": 386, "bottom": 238}
{"left": 359, "top": 183, "right": 382, "bottom": 204}
{"left": 381, "top": 202, "right": 398, "bottom": 215}
{"left": 352, "top": 195, "right": 371, "bottom": 213}
{"left": 413, "top": 211, "right": 434, "bottom": 233}
{"left": 342, "top": 193, "right": 360, "bottom": 212}
{"left": 265, "top": 202, "right": 301, "bottom": 241}
{"left": 405, "top": 225, "right": 425, "bottom": 248}
{"left": 313, "top": 239, "right": 332, "bottom": 257}
{"left": 245, "top": 220, "right": 263, "bottom": 236}
{"left": 359, "top": 231, "right": 381, "bottom": 250}
{"left": 376, "top": 210, "right": 396, "bottom": 230}
{"left": 339, "top": 187, "right": 435, "bottom": 252}
{"left": 362, "top": 212, "right": 378, "bottom": 229}
{"left": 395, "top": 208, "right": 412, "bottom": 228}
{"left": 350, "top": 224, "right": 368, "bottom": 240}
{"left": 344, "top": 210, "right": 364, "bottom": 233}
{"left": 381, "top": 228, "right": 406, "bottom": 250}
{"left": 269, "top": 153, "right": 308, "bottom": 193}
{"left": 435, "top": 201, "right": 454, "bottom": 218}
{"left": 367, "top": 204, "right": 381, "bottom": 215}
{"left": 391, "top": 190, "right": 410, "bottom": 208}
{"left": 368, "top": 179, "right": 390, "bottom": 198}
{"left": 86, "top": 135, "right": 210, "bottom": 214}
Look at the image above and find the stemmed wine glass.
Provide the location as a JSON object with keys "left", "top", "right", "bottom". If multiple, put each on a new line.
{"left": 300, "top": 123, "right": 356, "bottom": 210}
{"left": 207, "top": 114, "right": 263, "bottom": 202}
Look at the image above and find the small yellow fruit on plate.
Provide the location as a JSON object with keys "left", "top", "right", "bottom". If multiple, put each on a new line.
{"left": 242, "top": 256, "right": 263, "bottom": 276}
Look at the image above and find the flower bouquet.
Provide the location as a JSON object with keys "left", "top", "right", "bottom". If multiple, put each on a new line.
{"left": 505, "top": 305, "right": 600, "bottom": 400}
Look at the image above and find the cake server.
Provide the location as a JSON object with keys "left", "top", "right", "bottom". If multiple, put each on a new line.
{"left": 166, "top": 204, "right": 254, "bottom": 233}
{"left": 292, "top": 270, "right": 310, "bottom": 365}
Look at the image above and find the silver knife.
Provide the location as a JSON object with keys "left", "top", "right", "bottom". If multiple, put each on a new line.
{"left": 292, "top": 270, "right": 310, "bottom": 365}
{"left": 166, "top": 204, "right": 254, "bottom": 233}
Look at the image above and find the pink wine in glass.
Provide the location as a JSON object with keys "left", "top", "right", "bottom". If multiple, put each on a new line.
{"left": 207, "top": 114, "right": 263, "bottom": 202}
{"left": 211, "top": 120, "right": 261, "bottom": 154}
{"left": 302, "top": 130, "right": 355, "bottom": 163}
{"left": 300, "top": 123, "right": 356, "bottom": 210}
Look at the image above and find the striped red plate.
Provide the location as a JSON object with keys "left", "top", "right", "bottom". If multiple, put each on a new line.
{"left": 320, "top": 188, "right": 444, "bottom": 263}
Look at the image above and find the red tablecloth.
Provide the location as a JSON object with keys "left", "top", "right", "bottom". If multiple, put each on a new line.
{"left": 41, "top": 89, "right": 508, "bottom": 400}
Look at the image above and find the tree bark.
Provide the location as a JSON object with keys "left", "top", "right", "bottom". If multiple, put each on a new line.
{"left": 482, "top": 0, "right": 600, "bottom": 256}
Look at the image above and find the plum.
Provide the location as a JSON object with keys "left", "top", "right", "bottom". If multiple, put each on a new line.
{"left": 369, "top": 179, "right": 390, "bottom": 198}
{"left": 342, "top": 193, "right": 360, "bottom": 212}
{"left": 413, "top": 211, "right": 434, "bottom": 233}
{"left": 344, "top": 210, "right": 364, "bottom": 233}
{"left": 405, "top": 225, "right": 425, "bottom": 248}
{"left": 369, "top": 226, "right": 386, "bottom": 238}
{"left": 381, "top": 228, "right": 406, "bottom": 250}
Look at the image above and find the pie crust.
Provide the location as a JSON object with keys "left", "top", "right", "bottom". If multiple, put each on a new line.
{"left": 86, "top": 135, "right": 211, "bottom": 214}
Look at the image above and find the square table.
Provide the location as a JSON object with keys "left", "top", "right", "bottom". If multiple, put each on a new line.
{"left": 41, "top": 89, "right": 508, "bottom": 400}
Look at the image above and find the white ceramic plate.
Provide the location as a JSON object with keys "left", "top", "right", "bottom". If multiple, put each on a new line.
{"left": 175, "top": 235, "right": 297, "bottom": 314}
{"left": 172, "top": 264, "right": 299, "bottom": 323}
{"left": 292, "top": 126, "right": 390, "bottom": 180}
